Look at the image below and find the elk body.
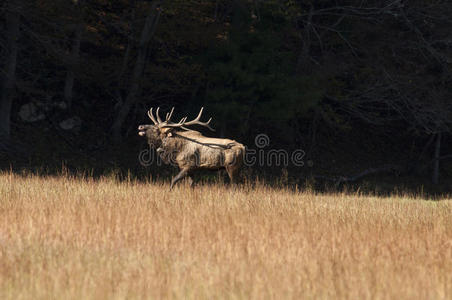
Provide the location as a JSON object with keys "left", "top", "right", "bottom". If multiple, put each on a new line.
{"left": 138, "top": 107, "right": 245, "bottom": 189}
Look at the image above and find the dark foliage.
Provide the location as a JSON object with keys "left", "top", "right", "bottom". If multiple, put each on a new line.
{"left": 1, "top": 0, "right": 451, "bottom": 193}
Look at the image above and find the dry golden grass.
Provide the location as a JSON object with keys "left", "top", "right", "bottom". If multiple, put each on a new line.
{"left": 0, "top": 171, "right": 451, "bottom": 300}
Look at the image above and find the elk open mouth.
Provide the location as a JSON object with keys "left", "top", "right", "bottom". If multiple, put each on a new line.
{"left": 138, "top": 125, "right": 148, "bottom": 136}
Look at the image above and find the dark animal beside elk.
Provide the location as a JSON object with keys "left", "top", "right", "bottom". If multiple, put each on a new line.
{"left": 138, "top": 107, "right": 245, "bottom": 189}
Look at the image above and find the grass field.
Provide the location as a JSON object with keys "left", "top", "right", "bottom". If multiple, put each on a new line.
{"left": 0, "top": 171, "right": 451, "bottom": 299}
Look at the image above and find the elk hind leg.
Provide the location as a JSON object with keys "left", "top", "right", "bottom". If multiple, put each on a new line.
{"left": 187, "top": 174, "right": 195, "bottom": 188}
{"left": 226, "top": 166, "right": 239, "bottom": 185}
{"left": 170, "top": 168, "right": 189, "bottom": 190}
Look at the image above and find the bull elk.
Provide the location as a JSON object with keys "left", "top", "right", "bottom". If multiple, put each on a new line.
{"left": 138, "top": 107, "right": 245, "bottom": 189}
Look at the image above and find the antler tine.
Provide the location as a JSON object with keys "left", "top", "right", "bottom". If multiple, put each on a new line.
{"left": 156, "top": 107, "right": 163, "bottom": 123}
{"left": 165, "top": 107, "right": 175, "bottom": 122}
{"left": 147, "top": 108, "right": 158, "bottom": 125}
{"left": 199, "top": 115, "right": 215, "bottom": 132}
{"left": 193, "top": 107, "right": 204, "bottom": 122}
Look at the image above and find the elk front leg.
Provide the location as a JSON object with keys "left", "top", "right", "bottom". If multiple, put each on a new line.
{"left": 170, "top": 168, "right": 189, "bottom": 190}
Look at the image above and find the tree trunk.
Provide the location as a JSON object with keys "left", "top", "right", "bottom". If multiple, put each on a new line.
{"left": 114, "top": 0, "right": 136, "bottom": 107}
{"left": 63, "top": 1, "right": 83, "bottom": 109}
{"left": 0, "top": 0, "right": 21, "bottom": 143}
{"left": 296, "top": 5, "right": 313, "bottom": 74}
{"left": 111, "top": 0, "right": 162, "bottom": 143}
{"left": 118, "top": 0, "right": 136, "bottom": 82}
{"left": 432, "top": 132, "right": 441, "bottom": 184}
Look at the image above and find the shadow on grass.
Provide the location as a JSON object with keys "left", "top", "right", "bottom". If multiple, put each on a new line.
{"left": 1, "top": 148, "right": 451, "bottom": 200}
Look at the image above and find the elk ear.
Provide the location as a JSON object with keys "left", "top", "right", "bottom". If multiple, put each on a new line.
{"left": 160, "top": 127, "right": 173, "bottom": 137}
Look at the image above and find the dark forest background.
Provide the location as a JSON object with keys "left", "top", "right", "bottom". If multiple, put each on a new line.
{"left": 1, "top": 0, "right": 451, "bottom": 193}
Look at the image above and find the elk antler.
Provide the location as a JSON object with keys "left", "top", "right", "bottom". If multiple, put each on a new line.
{"left": 147, "top": 107, "right": 175, "bottom": 125}
{"left": 147, "top": 107, "right": 215, "bottom": 131}
{"left": 162, "top": 107, "right": 215, "bottom": 131}
{"left": 155, "top": 107, "right": 163, "bottom": 123}
{"left": 147, "top": 108, "right": 158, "bottom": 125}
{"left": 165, "top": 107, "right": 174, "bottom": 122}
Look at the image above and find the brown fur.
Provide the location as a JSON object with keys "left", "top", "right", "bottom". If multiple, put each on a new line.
{"left": 139, "top": 125, "right": 245, "bottom": 189}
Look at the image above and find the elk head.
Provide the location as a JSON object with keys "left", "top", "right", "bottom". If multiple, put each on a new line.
{"left": 138, "top": 107, "right": 215, "bottom": 148}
